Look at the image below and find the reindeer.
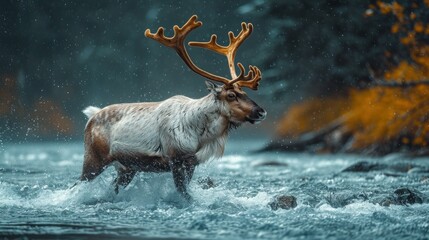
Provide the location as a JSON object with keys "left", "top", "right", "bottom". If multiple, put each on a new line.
{"left": 80, "top": 15, "right": 266, "bottom": 200}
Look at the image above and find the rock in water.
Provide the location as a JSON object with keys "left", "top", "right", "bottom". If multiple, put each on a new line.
{"left": 269, "top": 195, "right": 297, "bottom": 210}
{"left": 324, "top": 191, "right": 368, "bottom": 208}
{"left": 378, "top": 188, "right": 425, "bottom": 206}
{"left": 394, "top": 188, "right": 424, "bottom": 205}
{"left": 341, "top": 161, "right": 387, "bottom": 172}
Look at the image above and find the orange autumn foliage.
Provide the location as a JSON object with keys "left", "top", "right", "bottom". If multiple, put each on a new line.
{"left": 0, "top": 75, "right": 74, "bottom": 138}
{"left": 380, "top": 0, "right": 428, "bottom": 49}
{"left": 276, "top": 1, "right": 429, "bottom": 153}
{"left": 0, "top": 76, "right": 20, "bottom": 116}
{"left": 31, "top": 99, "right": 74, "bottom": 136}
{"left": 344, "top": 82, "right": 429, "bottom": 150}
{"left": 277, "top": 61, "right": 429, "bottom": 152}
{"left": 276, "top": 97, "right": 349, "bottom": 138}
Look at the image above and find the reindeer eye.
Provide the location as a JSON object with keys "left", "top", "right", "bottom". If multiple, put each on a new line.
{"left": 227, "top": 92, "right": 236, "bottom": 100}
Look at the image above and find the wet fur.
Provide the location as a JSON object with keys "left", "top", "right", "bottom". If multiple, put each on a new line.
{"left": 81, "top": 93, "right": 228, "bottom": 198}
{"left": 80, "top": 84, "right": 265, "bottom": 199}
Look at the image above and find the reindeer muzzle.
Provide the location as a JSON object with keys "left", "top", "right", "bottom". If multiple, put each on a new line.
{"left": 246, "top": 107, "right": 267, "bottom": 124}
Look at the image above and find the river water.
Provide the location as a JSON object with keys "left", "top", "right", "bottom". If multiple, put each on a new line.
{"left": 0, "top": 140, "right": 428, "bottom": 239}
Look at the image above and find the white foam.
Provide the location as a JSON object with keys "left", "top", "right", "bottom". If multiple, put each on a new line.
{"left": 0, "top": 182, "right": 23, "bottom": 206}
{"left": 317, "top": 201, "right": 386, "bottom": 216}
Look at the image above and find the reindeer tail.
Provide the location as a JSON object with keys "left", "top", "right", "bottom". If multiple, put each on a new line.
{"left": 83, "top": 106, "right": 101, "bottom": 118}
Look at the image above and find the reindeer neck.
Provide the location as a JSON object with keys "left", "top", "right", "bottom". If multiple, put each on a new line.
{"left": 186, "top": 93, "right": 229, "bottom": 138}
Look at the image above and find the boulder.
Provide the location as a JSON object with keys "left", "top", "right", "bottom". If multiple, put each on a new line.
{"left": 378, "top": 188, "right": 425, "bottom": 206}
{"left": 393, "top": 188, "right": 424, "bottom": 205}
{"left": 269, "top": 195, "right": 297, "bottom": 210}
{"left": 342, "top": 161, "right": 388, "bottom": 172}
{"left": 324, "top": 191, "right": 368, "bottom": 208}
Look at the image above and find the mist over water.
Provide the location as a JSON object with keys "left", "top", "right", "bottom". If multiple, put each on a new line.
{"left": 1, "top": 141, "right": 428, "bottom": 239}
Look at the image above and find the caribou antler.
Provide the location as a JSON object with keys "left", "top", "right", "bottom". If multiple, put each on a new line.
{"left": 145, "top": 15, "right": 261, "bottom": 90}
{"left": 189, "top": 22, "right": 261, "bottom": 90}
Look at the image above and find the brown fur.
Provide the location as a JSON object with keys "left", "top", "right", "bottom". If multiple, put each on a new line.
{"left": 221, "top": 85, "right": 259, "bottom": 123}
{"left": 80, "top": 120, "right": 111, "bottom": 181}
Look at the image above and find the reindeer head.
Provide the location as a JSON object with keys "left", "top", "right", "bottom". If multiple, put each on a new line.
{"left": 145, "top": 15, "right": 266, "bottom": 125}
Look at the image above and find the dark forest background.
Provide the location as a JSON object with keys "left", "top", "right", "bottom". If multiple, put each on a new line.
{"left": 1, "top": 0, "right": 428, "bottom": 148}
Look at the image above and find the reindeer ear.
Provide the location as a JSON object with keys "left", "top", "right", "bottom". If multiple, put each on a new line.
{"left": 206, "top": 81, "right": 222, "bottom": 94}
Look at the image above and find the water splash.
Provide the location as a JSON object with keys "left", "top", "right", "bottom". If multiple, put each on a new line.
{"left": 0, "top": 142, "right": 428, "bottom": 239}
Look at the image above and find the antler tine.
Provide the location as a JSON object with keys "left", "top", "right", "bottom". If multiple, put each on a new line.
{"left": 145, "top": 15, "right": 231, "bottom": 85}
{"left": 189, "top": 21, "right": 261, "bottom": 90}
{"left": 229, "top": 64, "right": 261, "bottom": 90}
{"left": 145, "top": 15, "right": 202, "bottom": 48}
{"left": 189, "top": 22, "right": 253, "bottom": 79}
{"left": 228, "top": 22, "right": 253, "bottom": 51}
{"left": 189, "top": 22, "right": 252, "bottom": 54}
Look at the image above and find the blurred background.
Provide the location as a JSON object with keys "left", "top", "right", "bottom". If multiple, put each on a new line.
{"left": 1, "top": 0, "right": 428, "bottom": 155}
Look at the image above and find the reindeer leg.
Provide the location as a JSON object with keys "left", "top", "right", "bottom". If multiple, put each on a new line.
{"left": 81, "top": 124, "right": 111, "bottom": 182}
{"left": 80, "top": 146, "right": 105, "bottom": 181}
{"left": 184, "top": 157, "right": 197, "bottom": 185}
{"left": 171, "top": 161, "right": 191, "bottom": 200}
{"left": 170, "top": 154, "right": 197, "bottom": 201}
{"left": 114, "top": 167, "right": 137, "bottom": 194}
